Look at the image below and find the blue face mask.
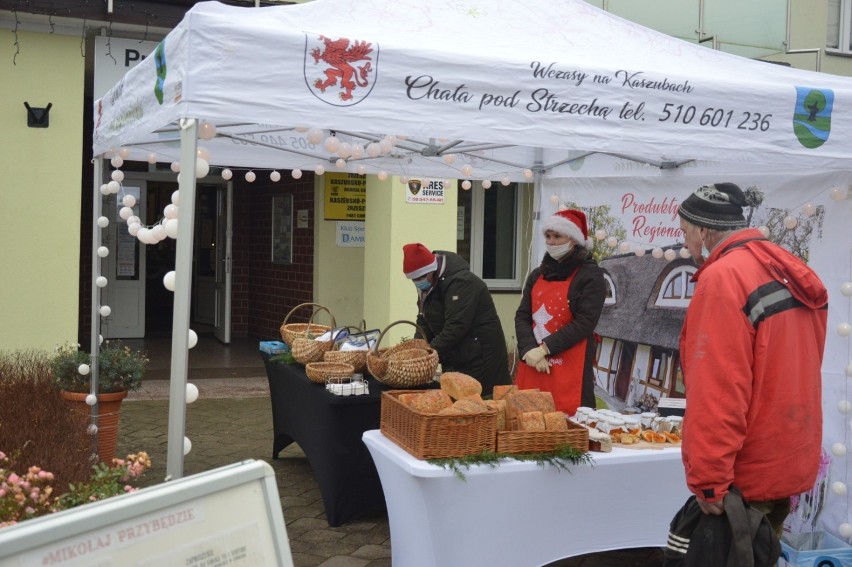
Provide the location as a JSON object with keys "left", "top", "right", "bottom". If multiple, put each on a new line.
{"left": 415, "top": 280, "right": 432, "bottom": 292}
{"left": 699, "top": 234, "right": 711, "bottom": 262}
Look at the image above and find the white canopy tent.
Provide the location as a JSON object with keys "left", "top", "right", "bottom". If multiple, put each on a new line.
{"left": 92, "top": 0, "right": 852, "bottom": 536}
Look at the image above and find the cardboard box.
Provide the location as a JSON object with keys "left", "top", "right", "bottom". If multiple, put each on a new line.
{"left": 779, "top": 531, "right": 852, "bottom": 567}
{"left": 259, "top": 340, "right": 289, "bottom": 355}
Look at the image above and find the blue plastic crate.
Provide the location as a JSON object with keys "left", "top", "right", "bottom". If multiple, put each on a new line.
{"left": 780, "top": 531, "right": 852, "bottom": 567}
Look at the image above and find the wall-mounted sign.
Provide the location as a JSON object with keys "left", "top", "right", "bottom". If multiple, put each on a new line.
{"left": 324, "top": 173, "right": 366, "bottom": 220}
{"left": 405, "top": 178, "right": 445, "bottom": 204}
{"left": 335, "top": 221, "right": 365, "bottom": 247}
{"left": 297, "top": 209, "right": 309, "bottom": 229}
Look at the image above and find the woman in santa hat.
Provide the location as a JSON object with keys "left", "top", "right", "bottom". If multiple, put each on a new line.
{"left": 514, "top": 209, "right": 606, "bottom": 414}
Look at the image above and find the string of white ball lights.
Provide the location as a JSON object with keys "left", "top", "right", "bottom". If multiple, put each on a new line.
{"left": 92, "top": 148, "right": 206, "bottom": 457}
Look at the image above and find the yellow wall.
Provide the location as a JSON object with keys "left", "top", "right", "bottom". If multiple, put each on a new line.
{"left": 0, "top": 31, "right": 84, "bottom": 350}
{"left": 312, "top": 175, "right": 366, "bottom": 330}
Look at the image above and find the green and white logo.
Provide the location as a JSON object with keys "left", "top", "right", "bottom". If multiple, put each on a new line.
{"left": 793, "top": 87, "right": 833, "bottom": 149}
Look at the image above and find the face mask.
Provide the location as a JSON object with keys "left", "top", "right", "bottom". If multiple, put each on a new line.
{"left": 415, "top": 280, "right": 432, "bottom": 292}
{"left": 546, "top": 242, "right": 573, "bottom": 260}
{"left": 699, "top": 233, "right": 711, "bottom": 263}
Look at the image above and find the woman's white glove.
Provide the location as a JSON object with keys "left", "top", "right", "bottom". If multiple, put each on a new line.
{"left": 522, "top": 346, "right": 548, "bottom": 367}
{"left": 534, "top": 359, "right": 551, "bottom": 374}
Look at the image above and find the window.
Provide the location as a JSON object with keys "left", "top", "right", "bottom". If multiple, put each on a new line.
{"left": 603, "top": 273, "right": 616, "bottom": 305}
{"left": 647, "top": 347, "right": 672, "bottom": 388}
{"left": 457, "top": 182, "right": 525, "bottom": 290}
{"left": 827, "top": 0, "right": 852, "bottom": 52}
{"left": 655, "top": 265, "right": 696, "bottom": 307}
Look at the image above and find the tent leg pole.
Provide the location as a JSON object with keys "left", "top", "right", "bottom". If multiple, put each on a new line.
{"left": 166, "top": 119, "right": 199, "bottom": 481}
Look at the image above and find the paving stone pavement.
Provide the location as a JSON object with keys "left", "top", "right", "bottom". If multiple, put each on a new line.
{"left": 116, "top": 386, "right": 664, "bottom": 567}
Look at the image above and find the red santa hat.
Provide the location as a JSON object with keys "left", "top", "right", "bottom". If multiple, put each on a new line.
{"left": 541, "top": 209, "right": 594, "bottom": 250}
{"left": 402, "top": 243, "right": 438, "bottom": 279}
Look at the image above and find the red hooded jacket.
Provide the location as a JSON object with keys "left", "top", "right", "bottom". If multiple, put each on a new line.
{"left": 680, "top": 229, "right": 827, "bottom": 503}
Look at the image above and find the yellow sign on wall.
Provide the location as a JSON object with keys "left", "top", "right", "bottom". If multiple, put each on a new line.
{"left": 324, "top": 173, "right": 367, "bottom": 220}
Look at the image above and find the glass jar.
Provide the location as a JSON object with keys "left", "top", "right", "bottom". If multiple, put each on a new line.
{"left": 585, "top": 410, "right": 602, "bottom": 429}
{"left": 623, "top": 414, "right": 641, "bottom": 432}
{"left": 666, "top": 416, "right": 684, "bottom": 435}
{"left": 652, "top": 416, "right": 669, "bottom": 432}
{"left": 574, "top": 406, "right": 593, "bottom": 424}
{"left": 600, "top": 416, "right": 626, "bottom": 436}
{"left": 641, "top": 412, "right": 657, "bottom": 429}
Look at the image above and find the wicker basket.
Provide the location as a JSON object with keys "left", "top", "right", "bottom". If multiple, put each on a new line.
{"left": 279, "top": 303, "right": 336, "bottom": 346}
{"left": 304, "top": 362, "right": 355, "bottom": 384}
{"left": 496, "top": 419, "right": 589, "bottom": 455}
{"left": 380, "top": 390, "right": 498, "bottom": 459}
{"left": 322, "top": 325, "right": 370, "bottom": 373}
{"left": 367, "top": 321, "right": 439, "bottom": 388}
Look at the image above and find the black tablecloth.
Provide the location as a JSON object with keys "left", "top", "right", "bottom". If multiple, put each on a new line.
{"left": 261, "top": 352, "right": 427, "bottom": 526}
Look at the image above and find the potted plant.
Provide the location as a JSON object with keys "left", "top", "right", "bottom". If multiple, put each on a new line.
{"left": 50, "top": 341, "right": 148, "bottom": 464}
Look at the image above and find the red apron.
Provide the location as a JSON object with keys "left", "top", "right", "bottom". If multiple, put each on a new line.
{"left": 515, "top": 273, "right": 587, "bottom": 415}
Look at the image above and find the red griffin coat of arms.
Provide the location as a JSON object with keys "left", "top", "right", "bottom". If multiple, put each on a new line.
{"left": 305, "top": 34, "right": 377, "bottom": 106}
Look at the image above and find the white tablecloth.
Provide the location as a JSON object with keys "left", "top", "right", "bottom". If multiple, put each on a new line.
{"left": 363, "top": 429, "right": 691, "bottom": 567}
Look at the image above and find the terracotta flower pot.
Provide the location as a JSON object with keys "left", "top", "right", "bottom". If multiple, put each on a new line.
{"left": 61, "top": 390, "right": 129, "bottom": 465}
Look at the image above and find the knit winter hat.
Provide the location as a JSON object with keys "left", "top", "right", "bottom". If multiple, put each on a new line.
{"left": 402, "top": 243, "right": 438, "bottom": 279}
{"left": 678, "top": 183, "right": 747, "bottom": 231}
{"left": 541, "top": 209, "right": 594, "bottom": 250}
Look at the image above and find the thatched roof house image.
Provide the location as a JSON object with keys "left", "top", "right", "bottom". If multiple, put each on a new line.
{"left": 594, "top": 247, "right": 696, "bottom": 411}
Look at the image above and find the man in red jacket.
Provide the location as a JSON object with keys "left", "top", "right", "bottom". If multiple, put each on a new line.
{"left": 677, "top": 182, "right": 828, "bottom": 536}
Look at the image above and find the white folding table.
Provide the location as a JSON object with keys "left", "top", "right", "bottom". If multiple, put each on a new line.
{"left": 363, "top": 429, "right": 690, "bottom": 567}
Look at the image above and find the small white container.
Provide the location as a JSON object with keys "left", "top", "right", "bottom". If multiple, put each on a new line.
{"left": 574, "top": 406, "right": 593, "bottom": 424}
{"left": 653, "top": 416, "right": 670, "bottom": 433}
{"left": 641, "top": 412, "right": 657, "bottom": 429}
{"left": 666, "top": 416, "right": 684, "bottom": 435}
{"left": 585, "top": 411, "right": 602, "bottom": 429}
{"left": 623, "top": 415, "right": 641, "bottom": 431}
{"left": 599, "top": 416, "right": 626, "bottom": 435}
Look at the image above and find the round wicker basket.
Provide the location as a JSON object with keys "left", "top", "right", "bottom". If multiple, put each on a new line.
{"left": 279, "top": 303, "right": 336, "bottom": 346}
{"left": 367, "top": 321, "right": 439, "bottom": 388}
{"left": 305, "top": 362, "right": 355, "bottom": 384}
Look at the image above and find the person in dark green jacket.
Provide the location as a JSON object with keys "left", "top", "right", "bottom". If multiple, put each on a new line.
{"left": 402, "top": 243, "right": 512, "bottom": 396}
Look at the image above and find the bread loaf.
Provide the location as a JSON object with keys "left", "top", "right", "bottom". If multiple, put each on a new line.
{"left": 544, "top": 411, "right": 568, "bottom": 431}
{"left": 505, "top": 389, "right": 555, "bottom": 423}
{"left": 484, "top": 399, "right": 507, "bottom": 430}
{"left": 438, "top": 397, "right": 489, "bottom": 415}
{"left": 402, "top": 390, "right": 452, "bottom": 414}
{"left": 492, "top": 385, "right": 517, "bottom": 401}
{"left": 518, "top": 411, "right": 546, "bottom": 431}
{"left": 440, "top": 372, "right": 483, "bottom": 400}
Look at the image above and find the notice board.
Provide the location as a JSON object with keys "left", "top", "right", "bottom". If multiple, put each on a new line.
{"left": 0, "top": 460, "right": 293, "bottom": 567}
{"left": 324, "top": 173, "right": 366, "bottom": 220}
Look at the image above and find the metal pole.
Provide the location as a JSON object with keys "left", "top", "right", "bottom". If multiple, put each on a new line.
{"left": 165, "top": 119, "right": 199, "bottom": 480}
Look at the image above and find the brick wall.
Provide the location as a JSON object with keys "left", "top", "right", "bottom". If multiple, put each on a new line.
{"left": 236, "top": 174, "right": 316, "bottom": 340}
